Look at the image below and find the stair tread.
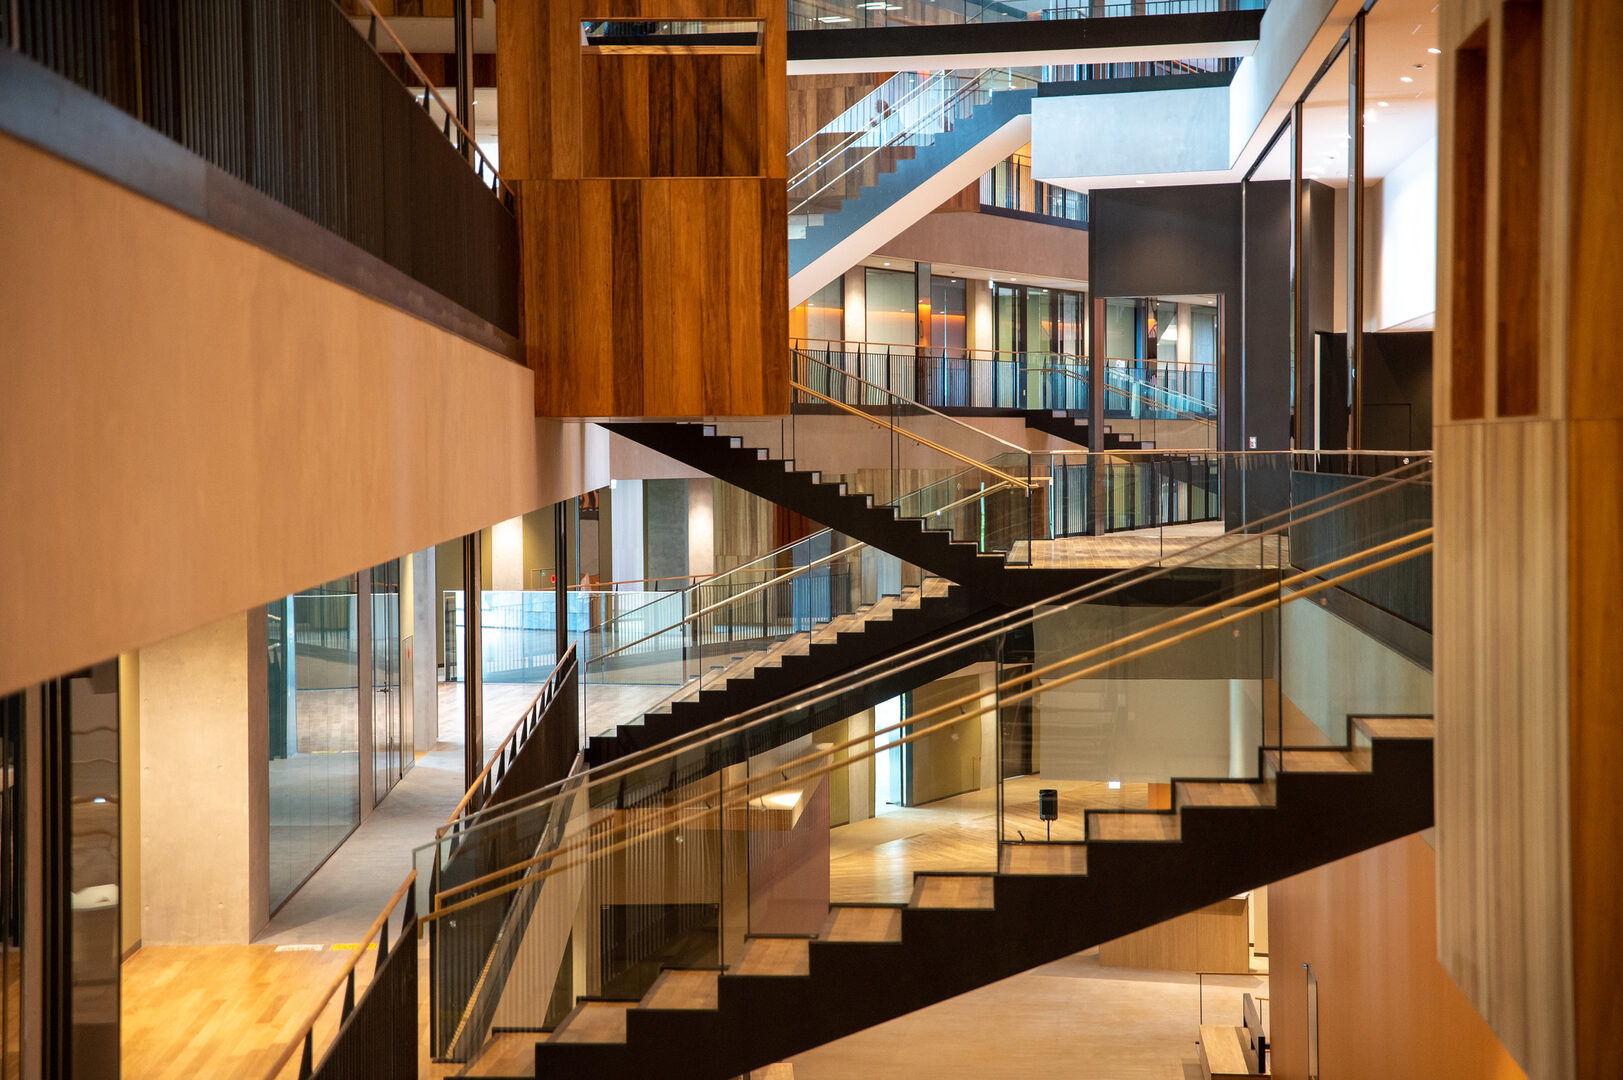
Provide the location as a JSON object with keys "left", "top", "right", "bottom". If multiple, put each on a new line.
{"left": 999, "top": 844, "right": 1088, "bottom": 875}
{"left": 922, "top": 578, "right": 952, "bottom": 598}
{"left": 1175, "top": 780, "right": 1277, "bottom": 808}
{"left": 734, "top": 937, "right": 810, "bottom": 976}
{"left": 640, "top": 969, "right": 719, "bottom": 1011}
{"left": 548, "top": 1001, "right": 629, "bottom": 1044}
{"left": 818, "top": 905, "right": 904, "bottom": 943}
{"left": 1352, "top": 716, "right": 1435, "bottom": 740}
{"left": 1265, "top": 748, "right": 1363, "bottom": 773}
{"left": 910, "top": 875, "right": 995, "bottom": 910}
{"left": 1090, "top": 812, "right": 1181, "bottom": 842}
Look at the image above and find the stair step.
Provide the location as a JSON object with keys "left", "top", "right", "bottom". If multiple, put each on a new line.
{"left": 1089, "top": 812, "right": 1181, "bottom": 842}
{"left": 1175, "top": 780, "right": 1277, "bottom": 809}
{"left": 999, "top": 844, "right": 1088, "bottom": 875}
{"left": 734, "top": 937, "right": 811, "bottom": 977}
{"left": 1264, "top": 748, "right": 1363, "bottom": 775}
{"left": 818, "top": 905, "right": 904, "bottom": 943}
{"left": 910, "top": 875, "right": 995, "bottom": 910}
{"left": 922, "top": 578, "right": 952, "bottom": 599}
{"left": 640, "top": 969, "right": 719, "bottom": 1011}
{"left": 548, "top": 1001, "right": 630, "bottom": 1044}
{"left": 1352, "top": 716, "right": 1435, "bottom": 741}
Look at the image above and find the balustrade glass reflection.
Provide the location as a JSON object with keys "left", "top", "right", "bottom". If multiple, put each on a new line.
{"left": 267, "top": 575, "right": 361, "bottom": 910}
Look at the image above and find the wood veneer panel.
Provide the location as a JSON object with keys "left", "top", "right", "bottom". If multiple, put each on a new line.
{"left": 1450, "top": 32, "right": 1489, "bottom": 421}
{"left": 1493, "top": 2, "right": 1543, "bottom": 417}
{"left": 610, "top": 178, "right": 646, "bottom": 415}
{"left": 1567, "top": 0, "right": 1623, "bottom": 419}
{"left": 1568, "top": 417, "right": 1623, "bottom": 1080}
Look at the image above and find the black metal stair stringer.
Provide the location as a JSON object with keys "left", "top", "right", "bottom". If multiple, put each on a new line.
{"left": 534, "top": 727, "right": 1435, "bottom": 1079}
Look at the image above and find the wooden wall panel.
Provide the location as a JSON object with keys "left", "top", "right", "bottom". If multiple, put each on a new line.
{"left": 503, "top": 0, "right": 787, "bottom": 417}
{"left": 1566, "top": 2, "right": 1623, "bottom": 1074}
{"left": 1270, "top": 835, "right": 1527, "bottom": 1080}
{"left": 524, "top": 178, "right": 787, "bottom": 418}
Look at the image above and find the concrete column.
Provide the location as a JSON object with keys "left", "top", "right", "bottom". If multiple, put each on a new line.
{"left": 843, "top": 266, "right": 866, "bottom": 344}
{"left": 410, "top": 548, "right": 438, "bottom": 754}
{"left": 687, "top": 479, "right": 715, "bottom": 581}
{"left": 610, "top": 479, "right": 645, "bottom": 588}
{"left": 138, "top": 610, "right": 268, "bottom": 944}
{"left": 491, "top": 514, "right": 525, "bottom": 592}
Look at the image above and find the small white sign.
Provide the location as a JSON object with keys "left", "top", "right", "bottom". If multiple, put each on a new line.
{"left": 1248, "top": 436, "right": 1258, "bottom": 449}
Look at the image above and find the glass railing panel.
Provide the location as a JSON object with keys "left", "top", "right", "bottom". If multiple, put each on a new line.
{"left": 788, "top": 0, "right": 1267, "bottom": 32}
{"left": 417, "top": 452, "right": 1429, "bottom": 1051}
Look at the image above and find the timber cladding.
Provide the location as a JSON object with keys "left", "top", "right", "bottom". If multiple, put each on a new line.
{"left": 500, "top": 0, "right": 789, "bottom": 416}
{"left": 522, "top": 178, "right": 788, "bottom": 417}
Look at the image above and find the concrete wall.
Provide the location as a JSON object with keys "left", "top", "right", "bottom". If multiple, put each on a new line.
{"left": 1032, "top": 86, "right": 1232, "bottom": 181}
{"left": 875, "top": 211, "right": 1089, "bottom": 283}
{"left": 137, "top": 610, "right": 269, "bottom": 944}
{"left": 1279, "top": 597, "right": 1432, "bottom": 744}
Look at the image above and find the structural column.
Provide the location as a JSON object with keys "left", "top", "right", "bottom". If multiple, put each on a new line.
{"left": 462, "top": 530, "right": 483, "bottom": 789}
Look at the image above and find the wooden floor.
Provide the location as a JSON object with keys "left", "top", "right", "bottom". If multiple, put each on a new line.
{"left": 1013, "top": 522, "right": 1289, "bottom": 571}
{"left": 121, "top": 944, "right": 368, "bottom": 1080}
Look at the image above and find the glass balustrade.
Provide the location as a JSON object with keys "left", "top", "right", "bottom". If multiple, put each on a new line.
{"left": 413, "top": 452, "right": 1429, "bottom": 1061}
{"left": 788, "top": 0, "right": 1267, "bottom": 33}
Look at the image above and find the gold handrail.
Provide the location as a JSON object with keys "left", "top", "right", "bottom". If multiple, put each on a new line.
{"left": 790, "top": 381, "right": 1033, "bottom": 491}
{"left": 422, "top": 529, "right": 1433, "bottom": 917}
{"left": 409, "top": 460, "right": 1433, "bottom": 842}
{"left": 587, "top": 479, "right": 1016, "bottom": 669}
{"left": 349, "top": 0, "right": 511, "bottom": 200}
{"left": 442, "top": 644, "right": 576, "bottom": 830}
{"left": 587, "top": 541, "right": 867, "bottom": 666}
{"left": 259, "top": 870, "right": 417, "bottom": 1080}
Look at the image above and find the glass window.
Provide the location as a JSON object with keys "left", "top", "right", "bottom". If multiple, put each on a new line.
{"left": 864, "top": 267, "right": 915, "bottom": 347}
{"left": 371, "top": 560, "right": 406, "bottom": 805}
{"left": 930, "top": 276, "right": 966, "bottom": 353}
{"left": 267, "top": 574, "right": 361, "bottom": 911}
{"left": 1, "top": 692, "right": 21, "bottom": 1079}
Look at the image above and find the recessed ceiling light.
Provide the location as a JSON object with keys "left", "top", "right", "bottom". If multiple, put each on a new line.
{"left": 1427, "top": 47, "right": 1441, "bottom": 54}
{"left": 882, "top": 261, "right": 890, "bottom": 266}
{"left": 1377, "top": 100, "right": 1390, "bottom": 107}
{"left": 1400, "top": 75, "right": 1414, "bottom": 83}
{"left": 1135, "top": 179, "right": 1146, "bottom": 185}
{"left": 817, "top": 15, "right": 851, "bottom": 22}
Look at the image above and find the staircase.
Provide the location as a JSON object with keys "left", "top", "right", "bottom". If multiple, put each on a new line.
{"left": 1020, "top": 411, "right": 1158, "bottom": 451}
{"left": 586, "top": 578, "right": 1000, "bottom": 766}
{"left": 534, "top": 716, "right": 1435, "bottom": 1079}
{"left": 603, "top": 421, "right": 1101, "bottom": 604}
{"left": 788, "top": 70, "right": 1037, "bottom": 306}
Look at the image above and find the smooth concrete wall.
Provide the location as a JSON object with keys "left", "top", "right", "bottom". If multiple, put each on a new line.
{"left": 1374, "top": 137, "right": 1439, "bottom": 331}
{"left": 1279, "top": 595, "right": 1432, "bottom": 744}
{"left": 1032, "top": 86, "right": 1231, "bottom": 181}
{"left": 409, "top": 548, "right": 437, "bottom": 752}
{"left": 875, "top": 211, "right": 1089, "bottom": 283}
{"left": 0, "top": 132, "right": 596, "bottom": 696}
{"left": 137, "top": 610, "right": 269, "bottom": 944}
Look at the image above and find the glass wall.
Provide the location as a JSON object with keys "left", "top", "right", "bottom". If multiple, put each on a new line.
{"left": 864, "top": 267, "right": 916, "bottom": 346}
{"left": 981, "top": 148, "right": 1088, "bottom": 224}
{"left": 993, "top": 284, "right": 1085, "bottom": 356}
{"left": 930, "top": 275, "right": 966, "bottom": 353}
{"left": 793, "top": 277, "right": 844, "bottom": 343}
{"left": 267, "top": 575, "right": 362, "bottom": 911}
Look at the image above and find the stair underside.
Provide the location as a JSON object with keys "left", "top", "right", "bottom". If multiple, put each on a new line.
{"left": 537, "top": 719, "right": 1436, "bottom": 1079}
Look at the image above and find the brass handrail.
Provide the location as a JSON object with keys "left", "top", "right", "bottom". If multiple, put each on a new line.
{"left": 410, "top": 458, "right": 1433, "bottom": 838}
{"left": 259, "top": 870, "right": 417, "bottom": 1080}
{"left": 790, "top": 382, "right": 1033, "bottom": 491}
{"left": 585, "top": 479, "right": 1016, "bottom": 668}
{"left": 422, "top": 528, "right": 1433, "bottom": 917}
{"left": 349, "top": 0, "right": 512, "bottom": 200}
{"left": 442, "top": 644, "right": 576, "bottom": 830}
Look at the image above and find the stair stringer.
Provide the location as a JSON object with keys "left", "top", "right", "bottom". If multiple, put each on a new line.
{"left": 534, "top": 732, "right": 1434, "bottom": 1079}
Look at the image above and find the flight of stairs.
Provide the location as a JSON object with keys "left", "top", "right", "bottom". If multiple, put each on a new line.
{"left": 603, "top": 421, "right": 1107, "bottom": 604}
{"left": 534, "top": 717, "right": 1435, "bottom": 1079}
{"left": 1020, "top": 411, "right": 1156, "bottom": 451}
{"left": 586, "top": 577, "right": 1000, "bottom": 766}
